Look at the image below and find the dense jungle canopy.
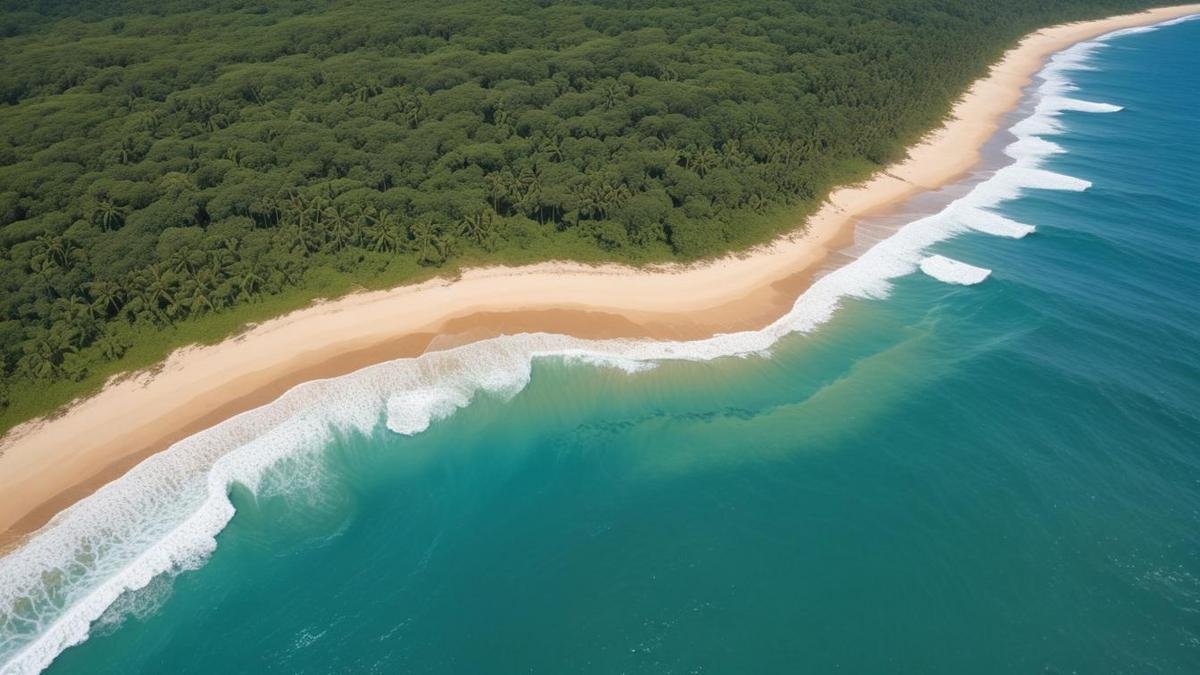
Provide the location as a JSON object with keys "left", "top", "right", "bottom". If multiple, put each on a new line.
{"left": 0, "top": 0, "right": 1161, "bottom": 428}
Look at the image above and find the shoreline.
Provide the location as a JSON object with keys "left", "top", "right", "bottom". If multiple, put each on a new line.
{"left": 2, "top": 4, "right": 1197, "bottom": 549}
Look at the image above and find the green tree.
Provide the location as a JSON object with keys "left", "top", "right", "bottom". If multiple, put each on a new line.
{"left": 368, "top": 210, "right": 405, "bottom": 254}
{"left": 91, "top": 199, "right": 128, "bottom": 231}
{"left": 457, "top": 208, "right": 497, "bottom": 250}
{"left": 412, "top": 219, "right": 446, "bottom": 266}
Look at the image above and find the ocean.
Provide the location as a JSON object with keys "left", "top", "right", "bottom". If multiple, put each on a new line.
{"left": 2, "top": 15, "right": 1199, "bottom": 675}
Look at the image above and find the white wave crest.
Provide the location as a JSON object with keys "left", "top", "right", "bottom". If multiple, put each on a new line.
{"left": 386, "top": 387, "right": 472, "bottom": 435}
{"left": 920, "top": 255, "right": 993, "bottom": 285}
{"left": 961, "top": 209, "right": 1036, "bottom": 239}
{"left": 1047, "top": 97, "right": 1123, "bottom": 113}
{"left": 1102, "top": 13, "right": 1199, "bottom": 41}
{"left": 3, "top": 12, "right": 1194, "bottom": 675}
{"left": 1004, "top": 136, "right": 1065, "bottom": 162}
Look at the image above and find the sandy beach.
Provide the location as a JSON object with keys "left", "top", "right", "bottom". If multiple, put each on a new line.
{"left": 2, "top": 3, "right": 1197, "bottom": 549}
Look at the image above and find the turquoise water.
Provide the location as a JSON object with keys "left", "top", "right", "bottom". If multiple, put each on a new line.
{"left": 6, "top": 17, "right": 1200, "bottom": 674}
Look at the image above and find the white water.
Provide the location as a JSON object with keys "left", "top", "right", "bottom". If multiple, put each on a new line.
{"left": 920, "top": 255, "right": 992, "bottom": 285}
{"left": 2, "top": 15, "right": 1193, "bottom": 675}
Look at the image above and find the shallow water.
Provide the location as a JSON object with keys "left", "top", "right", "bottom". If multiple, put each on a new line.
{"left": 3, "top": 16, "right": 1199, "bottom": 675}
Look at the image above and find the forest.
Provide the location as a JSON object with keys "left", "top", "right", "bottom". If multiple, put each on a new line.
{"left": 0, "top": 0, "right": 1161, "bottom": 430}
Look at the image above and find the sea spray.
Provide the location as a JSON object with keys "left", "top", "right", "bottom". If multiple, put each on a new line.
{"left": 2, "top": 15, "right": 1190, "bottom": 675}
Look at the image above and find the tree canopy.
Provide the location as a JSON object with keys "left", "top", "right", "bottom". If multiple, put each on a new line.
{"left": 0, "top": 0, "right": 1160, "bottom": 428}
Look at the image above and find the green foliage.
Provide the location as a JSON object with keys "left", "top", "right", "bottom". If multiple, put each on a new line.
{"left": 0, "top": 0, "right": 1160, "bottom": 432}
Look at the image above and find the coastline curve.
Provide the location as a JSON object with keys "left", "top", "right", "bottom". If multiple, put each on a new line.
{"left": 2, "top": 8, "right": 1199, "bottom": 674}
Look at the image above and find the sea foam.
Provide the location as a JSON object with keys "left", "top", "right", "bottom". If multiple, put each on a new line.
{"left": 2, "top": 14, "right": 1192, "bottom": 675}
{"left": 960, "top": 208, "right": 1036, "bottom": 239}
{"left": 920, "top": 255, "right": 992, "bottom": 285}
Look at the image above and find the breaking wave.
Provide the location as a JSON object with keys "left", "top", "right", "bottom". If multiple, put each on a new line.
{"left": 920, "top": 255, "right": 992, "bottom": 285}
{"left": 2, "top": 13, "right": 1193, "bottom": 675}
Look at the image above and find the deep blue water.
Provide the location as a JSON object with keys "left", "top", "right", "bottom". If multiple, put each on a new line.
{"left": 4, "top": 16, "right": 1199, "bottom": 675}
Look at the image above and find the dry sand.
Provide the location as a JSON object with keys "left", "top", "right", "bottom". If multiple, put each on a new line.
{"left": 2, "top": 4, "right": 1197, "bottom": 549}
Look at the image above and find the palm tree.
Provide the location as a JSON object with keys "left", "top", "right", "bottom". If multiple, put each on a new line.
{"left": 142, "top": 263, "right": 176, "bottom": 312}
{"left": 484, "top": 172, "right": 510, "bottom": 213}
{"left": 190, "top": 265, "right": 222, "bottom": 309}
{"left": 187, "top": 283, "right": 215, "bottom": 315}
{"left": 457, "top": 208, "right": 496, "bottom": 249}
{"left": 118, "top": 136, "right": 140, "bottom": 164}
{"left": 215, "top": 235, "right": 242, "bottom": 262}
{"left": 352, "top": 204, "right": 378, "bottom": 245}
{"left": 52, "top": 236, "right": 76, "bottom": 268}
{"left": 720, "top": 140, "right": 747, "bottom": 168}
{"left": 538, "top": 135, "right": 566, "bottom": 162}
{"left": 391, "top": 90, "right": 427, "bottom": 129}
{"left": 356, "top": 203, "right": 379, "bottom": 227}
{"left": 18, "top": 326, "right": 78, "bottom": 380}
{"left": 792, "top": 136, "right": 817, "bottom": 161}
{"left": 18, "top": 344, "right": 56, "bottom": 380}
{"left": 515, "top": 166, "right": 546, "bottom": 223}
{"left": 70, "top": 294, "right": 98, "bottom": 320}
{"left": 207, "top": 245, "right": 235, "bottom": 273}
{"left": 307, "top": 196, "right": 329, "bottom": 233}
{"left": 165, "top": 293, "right": 189, "bottom": 320}
{"left": 95, "top": 333, "right": 128, "bottom": 361}
{"left": 348, "top": 81, "right": 382, "bottom": 104}
{"left": 574, "top": 184, "right": 598, "bottom": 220}
{"left": 233, "top": 265, "right": 266, "bottom": 300}
{"left": 170, "top": 249, "right": 207, "bottom": 276}
{"left": 368, "top": 210, "right": 403, "bottom": 253}
{"left": 92, "top": 199, "right": 127, "bottom": 231}
{"left": 55, "top": 296, "right": 98, "bottom": 345}
{"left": 133, "top": 110, "right": 161, "bottom": 133}
{"left": 48, "top": 322, "right": 80, "bottom": 354}
{"left": 578, "top": 181, "right": 631, "bottom": 220}
{"left": 119, "top": 269, "right": 159, "bottom": 323}
{"left": 284, "top": 222, "right": 318, "bottom": 255}
{"left": 324, "top": 203, "right": 353, "bottom": 250}
{"left": 119, "top": 292, "right": 148, "bottom": 324}
{"left": 284, "top": 190, "right": 310, "bottom": 228}
{"left": 242, "top": 82, "right": 266, "bottom": 104}
{"left": 26, "top": 253, "right": 55, "bottom": 283}
{"left": 745, "top": 192, "right": 768, "bottom": 213}
{"left": 411, "top": 219, "right": 446, "bottom": 266}
{"left": 686, "top": 147, "right": 719, "bottom": 177}
{"left": 33, "top": 234, "right": 77, "bottom": 269}
{"left": 250, "top": 194, "right": 281, "bottom": 227}
{"left": 87, "top": 280, "right": 126, "bottom": 317}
